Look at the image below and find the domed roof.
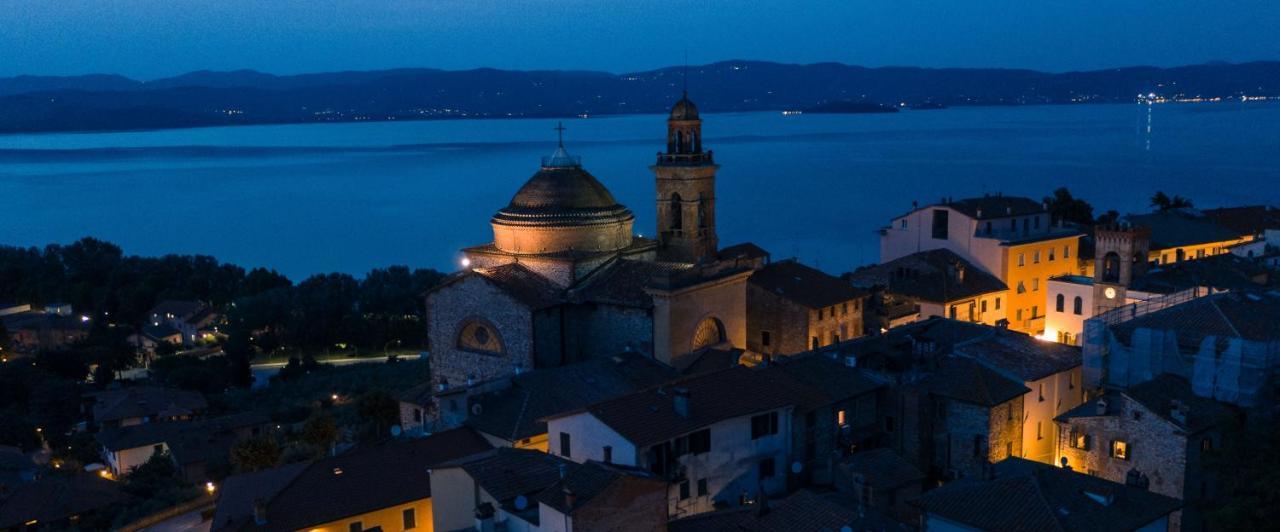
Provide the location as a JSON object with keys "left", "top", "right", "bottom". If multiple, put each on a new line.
{"left": 670, "top": 92, "right": 699, "bottom": 120}
{"left": 492, "top": 145, "right": 634, "bottom": 236}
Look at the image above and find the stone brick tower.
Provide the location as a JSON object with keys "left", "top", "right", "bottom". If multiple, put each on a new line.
{"left": 654, "top": 91, "right": 719, "bottom": 263}
{"left": 1092, "top": 223, "right": 1150, "bottom": 315}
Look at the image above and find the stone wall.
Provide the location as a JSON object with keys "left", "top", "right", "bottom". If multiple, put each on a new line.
{"left": 746, "top": 284, "right": 809, "bottom": 355}
{"left": 427, "top": 275, "right": 535, "bottom": 387}
{"left": 565, "top": 303, "right": 653, "bottom": 361}
{"left": 1055, "top": 396, "right": 1203, "bottom": 531}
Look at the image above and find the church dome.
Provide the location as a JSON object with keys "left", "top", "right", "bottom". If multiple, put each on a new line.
{"left": 670, "top": 93, "right": 699, "bottom": 120}
{"left": 491, "top": 145, "right": 635, "bottom": 255}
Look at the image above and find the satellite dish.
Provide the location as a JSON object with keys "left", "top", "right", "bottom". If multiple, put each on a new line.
{"left": 790, "top": 461, "right": 803, "bottom": 474}
{"left": 514, "top": 495, "right": 528, "bottom": 511}
{"left": 390, "top": 425, "right": 402, "bottom": 437}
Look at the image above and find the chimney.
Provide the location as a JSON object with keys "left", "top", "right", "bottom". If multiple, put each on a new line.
{"left": 1095, "top": 398, "right": 1108, "bottom": 416}
{"left": 253, "top": 498, "right": 267, "bottom": 525}
{"left": 673, "top": 387, "right": 691, "bottom": 418}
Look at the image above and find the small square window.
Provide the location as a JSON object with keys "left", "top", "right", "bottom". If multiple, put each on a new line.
{"left": 1111, "top": 440, "right": 1129, "bottom": 460}
{"left": 697, "top": 478, "right": 708, "bottom": 496}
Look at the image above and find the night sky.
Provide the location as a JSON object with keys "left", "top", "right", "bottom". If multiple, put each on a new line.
{"left": 4, "top": 0, "right": 1280, "bottom": 79}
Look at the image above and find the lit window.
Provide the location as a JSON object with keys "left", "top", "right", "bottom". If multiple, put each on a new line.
{"left": 837, "top": 410, "right": 847, "bottom": 426}
{"left": 1033, "top": 251, "right": 1041, "bottom": 264}
{"left": 1018, "top": 253, "right": 1025, "bottom": 266}
{"left": 1111, "top": 440, "right": 1129, "bottom": 460}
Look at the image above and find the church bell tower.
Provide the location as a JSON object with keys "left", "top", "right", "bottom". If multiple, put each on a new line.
{"left": 654, "top": 91, "right": 719, "bottom": 263}
{"left": 1092, "top": 223, "right": 1151, "bottom": 315}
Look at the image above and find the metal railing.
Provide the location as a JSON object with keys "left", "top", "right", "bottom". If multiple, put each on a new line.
{"left": 656, "top": 150, "right": 714, "bottom": 165}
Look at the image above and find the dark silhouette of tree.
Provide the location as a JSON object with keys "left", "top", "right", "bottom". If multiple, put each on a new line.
{"left": 1096, "top": 210, "right": 1121, "bottom": 225}
{"left": 1205, "top": 417, "right": 1280, "bottom": 529}
{"left": 1044, "top": 187, "right": 1095, "bottom": 226}
{"left": 357, "top": 389, "right": 401, "bottom": 441}
{"left": 230, "top": 436, "right": 280, "bottom": 472}
{"left": 301, "top": 412, "right": 339, "bottom": 451}
{"left": 1150, "top": 191, "right": 1194, "bottom": 211}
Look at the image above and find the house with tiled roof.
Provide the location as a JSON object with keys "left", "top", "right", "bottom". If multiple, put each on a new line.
{"left": 1055, "top": 374, "right": 1236, "bottom": 532}
{"left": 543, "top": 365, "right": 824, "bottom": 518}
{"left": 668, "top": 489, "right": 910, "bottom": 532}
{"left": 535, "top": 461, "right": 668, "bottom": 532}
{"left": 951, "top": 327, "right": 1084, "bottom": 465}
{"left": 747, "top": 259, "right": 870, "bottom": 356}
{"left": 0, "top": 473, "right": 132, "bottom": 530}
{"left": 84, "top": 385, "right": 208, "bottom": 429}
{"left": 835, "top": 448, "right": 924, "bottom": 523}
{"left": 96, "top": 412, "right": 269, "bottom": 480}
{"left": 428, "top": 447, "right": 572, "bottom": 532}
{"left": 848, "top": 248, "right": 1009, "bottom": 329}
{"left": 147, "top": 299, "right": 220, "bottom": 346}
{"left": 914, "top": 457, "right": 1182, "bottom": 532}
{"left": 771, "top": 352, "right": 884, "bottom": 485}
{"left": 212, "top": 427, "right": 491, "bottom": 532}
{"left": 879, "top": 194, "right": 1083, "bottom": 335}
{"left": 401, "top": 352, "right": 676, "bottom": 450}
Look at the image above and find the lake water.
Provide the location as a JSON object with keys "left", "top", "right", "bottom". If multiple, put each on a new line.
{"left": 2, "top": 102, "right": 1278, "bottom": 280}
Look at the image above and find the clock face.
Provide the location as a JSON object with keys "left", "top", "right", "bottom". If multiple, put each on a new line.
{"left": 1104, "top": 287, "right": 1117, "bottom": 299}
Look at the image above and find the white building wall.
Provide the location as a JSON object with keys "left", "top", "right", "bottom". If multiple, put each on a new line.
{"left": 546, "top": 413, "right": 638, "bottom": 465}
{"left": 1021, "top": 367, "right": 1083, "bottom": 464}
{"left": 1045, "top": 279, "right": 1093, "bottom": 345}
{"left": 879, "top": 206, "right": 1011, "bottom": 280}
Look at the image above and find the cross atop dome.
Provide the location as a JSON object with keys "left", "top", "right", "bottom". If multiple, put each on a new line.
{"left": 542, "top": 121, "right": 581, "bottom": 168}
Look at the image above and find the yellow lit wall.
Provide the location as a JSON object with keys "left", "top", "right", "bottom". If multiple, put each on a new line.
{"left": 1149, "top": 236, "right": 1251, "bottom": 266}
{"left": 1003, "top": 235, "right": 1080, "bottom": 335}
{"left": 305, "top": 497, "right": 432, "bottom": 532}
{"left": 515, "top": 433, "right": 549, "bottom": 452}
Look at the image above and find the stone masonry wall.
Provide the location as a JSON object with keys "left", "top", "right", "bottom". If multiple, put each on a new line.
{"left": 427, "top": 275, "right": 534, "bottom": 387}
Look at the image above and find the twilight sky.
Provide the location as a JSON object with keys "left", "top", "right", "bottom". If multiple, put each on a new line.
{"left": 4, "top": 0, "right": 1280, "bottom": 79}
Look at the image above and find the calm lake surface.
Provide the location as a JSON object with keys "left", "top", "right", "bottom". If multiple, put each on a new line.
{"left": 2, "top": 102, "right": 1278, "bottom": 280}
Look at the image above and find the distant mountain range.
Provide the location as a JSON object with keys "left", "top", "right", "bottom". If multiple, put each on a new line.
{"left": 0, "top": 60, "right": 1277, "bottom": 134}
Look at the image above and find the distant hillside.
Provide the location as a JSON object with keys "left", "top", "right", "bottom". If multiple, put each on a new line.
{"left": 0, "top": 60, "right": 1277, "bottom": 133}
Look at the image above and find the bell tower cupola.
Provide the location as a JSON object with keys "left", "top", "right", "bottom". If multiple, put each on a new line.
{"left": 654, "top": 91, "right": 719, "bottom": 263}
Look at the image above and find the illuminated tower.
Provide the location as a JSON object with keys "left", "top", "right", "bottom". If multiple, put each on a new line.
{"left": 653, "top": 92, "right": 719, "bottom": 263}
{"left": 1092, "top": 223, "right": 1150, "bottom": 315}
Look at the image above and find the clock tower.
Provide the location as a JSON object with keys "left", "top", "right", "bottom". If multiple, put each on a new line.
{"left": 654, "top": 91, "right": 719, "bottom": 263}
{"left": 1092, "top": 223, "right": 1150, "bottom": 315}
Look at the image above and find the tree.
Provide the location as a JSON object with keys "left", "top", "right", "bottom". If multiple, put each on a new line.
{"left": 1096, "top": 209, "right": 1121, "bottom": 226}
{"left": 1043, "top": 187, "right": 1095, "bottom": 226}
{"left": 357, "top": 389, "right": 401, "bottom": 441}
{"left": 1150, "top": 191, "right": 1194, "bottom": 211}
{"left": 230, "top": 436, "right": 280, "bottom": 472}
{"left": 301, "top": 412, "right": 339, "bottom": 451}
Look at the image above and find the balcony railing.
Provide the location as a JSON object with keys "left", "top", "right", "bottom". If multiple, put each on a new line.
{"left": 656, "top": 150, "right": 714, "bottom": 166}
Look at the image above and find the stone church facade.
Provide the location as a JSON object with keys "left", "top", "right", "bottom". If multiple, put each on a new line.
{"left": 426, "top": 93, "right": 763, "bottom": 391}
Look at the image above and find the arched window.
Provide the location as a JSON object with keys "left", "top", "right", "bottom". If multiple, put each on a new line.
{"left": 1073, "top": 296, "right": 1083, "bottom": 315}
{"left": 691, "top": 317, "right": 726, "bottom": 351}
{"left": 696, "top": 196, "right": 707, "bottom": 228}
{"left": 669, "top": 193, "right": 684, "bottom": 231}
{"left": 457, "top": 319, "right": 504, "bottom": 355}
{"left": 1055, "top": 294, "right": 1065, "bottom": 313}
{"left": 674, "top": 130, "right": 683, "bottom": 153}
{"left": 1102, "top": 252, "right": 1121, "bottom": 283}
